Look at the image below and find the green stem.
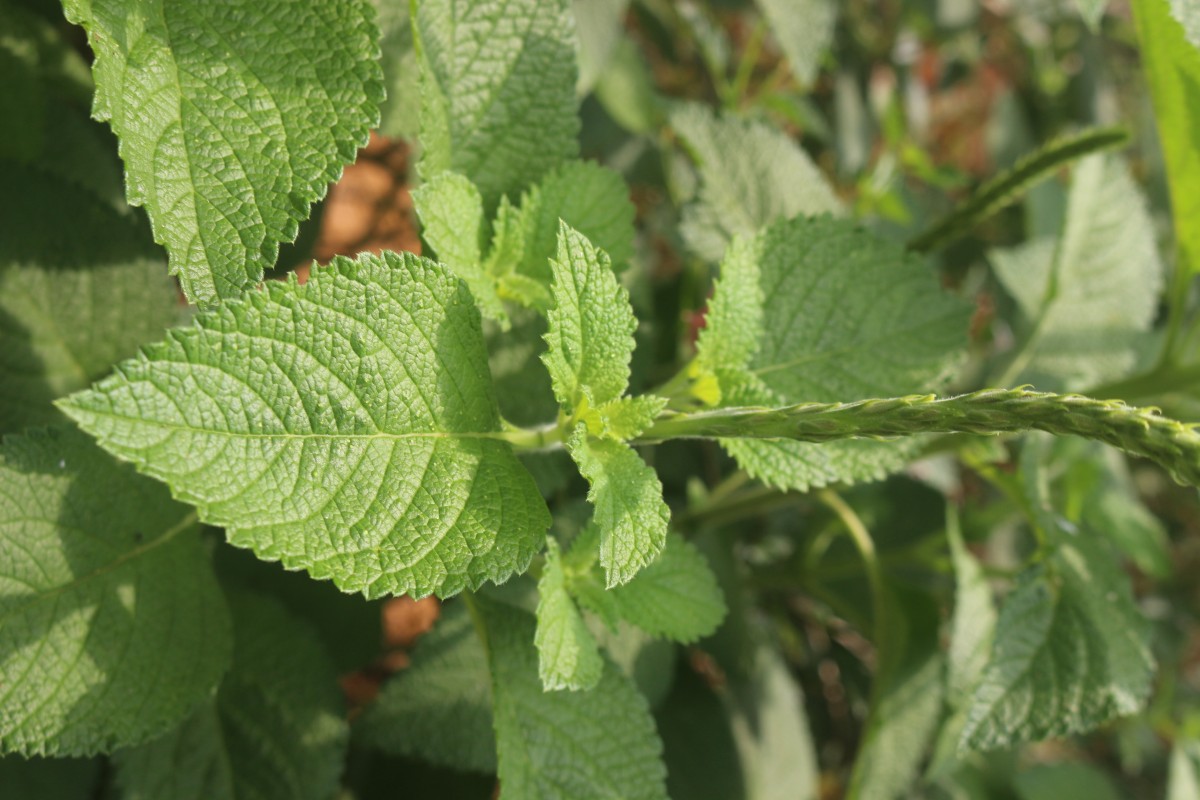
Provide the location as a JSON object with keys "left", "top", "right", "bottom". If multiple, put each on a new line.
{"left": 907, "top": 126, "right": 1129, "bottom": 254}
{"left": 636, "top": 388, "right": 1200, "bottom": 486}
{"left": 498, "top": 422, "right": 563, "bottom": 450}
{"left": 816, "top": 489, "right": 887, "bottom": 639}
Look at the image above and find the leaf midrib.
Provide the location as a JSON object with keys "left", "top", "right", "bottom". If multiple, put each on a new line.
{"left": 0, "top": 509, "right": 198, "bottom": 626}
{"left": 60, "top": 405, "right": 512, "bottom": 442}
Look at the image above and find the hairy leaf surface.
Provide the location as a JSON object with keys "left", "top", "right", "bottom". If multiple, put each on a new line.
{"left": 476, "top": 596, "right": 668, "bottom": 800}
{"left": 992, "top": 155, "right": 1162, "bottom": 388}
{"left": 415, "top": 0, "right": 579, "bottom": 211}
{"left": 62, "top": 0, "right": 383, "bottom": 305}
{"left": 672, "top": 104, "right": 840, "bottom": 261}
{"left": 700, "top": 216, "right": 970, "bottom": 490}
{"left": 516, "top": 161, "right": 636, "bottom": 285}
{"left": 0, "top": 164, "right": 179, "bottom": 434}
{"left": 567, "top": 427, "right": 669, "bottom": 588}
{"left": 356, "top": 602, "right": 496, "bottom": 773}
{"left": 543, "top": 224, "right": 637, "bottom": 409}
{"left": 412, "top": 172, "right": 506, "bottom": 321}
{"left": 605, "top": 535, "right": 726, "bottom": 643}
{"left": 0, "top": 428, "right": 230, "bottom": 756}
{"left": 961, "top": 537, "right": 1155, "bottom": 751}
{"left": 61, "top": 252, "right": 550, "bottom": 599}
{"left": 536, "top": 539, "right": 603, "bottom": 691}
{"left": 115, "top": 592, "right": 348, "bottom": 800}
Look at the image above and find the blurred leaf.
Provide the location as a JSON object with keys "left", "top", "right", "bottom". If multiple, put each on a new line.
{"left": 356, "top": 602, "right": 496, "bottom": 774}
{"left": 573, "top": 0, "right": 630, "bottom": 94}
{"left": 671, "top": 103, "right": 841, "bottom": 262}
{"left": 848, "top": 587, "right": 944, "bottom": 800}
{"left": 755, "top": 0, "right": 837, "bottom": 86}
{"left": 992, "top": 155, "right": 1163, "bottom": 389}
{"left": 1133, "top": 0, "right": 1200, "bottom": 276}
{"left": 1170, "top": 740, "right": 1200, "bottom": 800}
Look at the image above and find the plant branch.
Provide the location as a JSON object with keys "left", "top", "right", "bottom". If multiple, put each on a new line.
{"left": 907, "top": 126, "right": 1129, "bottom": 254}
{"left": 636, "top": 388, "right": 1200, "bottom": 486}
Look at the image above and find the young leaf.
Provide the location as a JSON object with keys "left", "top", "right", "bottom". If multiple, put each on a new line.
{"left": 414, "top": 0, "right": 579, "bottom": 211}
{"left": 61, "top": 0, "right": 383, "bottom": 305}
{"left": 355, "top": 602, "right": 496, "bottom": 773}
{"left": 515, "top": 161, "right": 637, "bottom": 285}
{"left": 0, "top": 163, "right": 179, "bottom": 434}
{"left": 473, "top": 596, "right": 668, "bottom": 800}
{"left": 536, "top": 539, "right": 604, "bottom": 691}
{"left": 114, "top": 592, "right": 348, "bottom": 800}
{"left": 1133, "top": 0, "right": 1200, "bottom": 276}
{"left": 60, "top": 251, "right": 551, "bottom": 599}
{"left": 671, "top": 104, "right": 841, "bottom": 261}
{"left": 960, "top": 536, "right": 1155, "bottom": 751}
{"left": 567, "top": 426, "right": 670, "bottom": 588}
{"left": 699, "top": 215, "right": 970, "bottom": 490}
{"left": 412, "top": 172, "right": 506, "bottom": 322}
{"left": 754, "top": 0, "right": 837, "bottom": 85}
{"left": 992, "top": 155, "right": 1162, "bottom": 389}
{"left": 0, "top": 428, "right": 231, "bottom": 756}
{"left": 585, "top": 395, "right": 669, "bottom": 441}
{"left": 543, "top": 223, "right": 638, "bottom": 410}
{"left": 606, "top": 534, "right": 726, "bottom": 643}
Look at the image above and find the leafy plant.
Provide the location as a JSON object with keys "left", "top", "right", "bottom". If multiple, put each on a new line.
{"left": 3, "top": 0, "right": 1200, "bottom": 797}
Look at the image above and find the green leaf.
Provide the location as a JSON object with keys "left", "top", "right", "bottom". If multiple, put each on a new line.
{"left": 656, "top": 645, "right": 820, "bottom": 800}
{"left": 0, "top": 428, "right": 231, "bottom": 756}
{"left": 61, "top": 0, "right": 383, "bottom": 306}
{"left": 0, "top": 163, "right": 179, "bottom": 434}
{"left": 474, "top": 595, "right": 668, "bottom": 800}
{"left": 992, "top": 155, "right": 1163, "bottom": 389}
{"left": 412, "top": 172, "right": 507, "bottom": 322}
{"left": 114, "top": 592, "right": 348, "bottom": 800}
{"left": 700, "top": 216, "right": 970, "bottom": 490}
{"left": 515, "top": 160, "right": 637, "bottom": 286}
{"left": 543, "top": 223, "right": 637, "bottom": 410}
{"left": 1169, "top": 740, "right": 1200, "bottom": 800}
{"left": 536, "top": 539, "right": 604, "bottom": 691}
{"left": 1133, "top": 0, "right": 1200, "bottom": 276}
{"left": 573, "top": 0, "right": 631, "bottom": 94}
{"left": 414, "top": 0, "right": 579, "bottom": 211}
{"left": 960, "top": 536, "right": 1155, "bottom": 751}
{"left": 606, "top": 535, "right": 726, "bottom": 643}
{"left": 60, "top": 251, "right": 551, "bottom": 599}
{"left": 567, "top": 427, "right": 670, "bottom": 588}
{"left": 671, "top": 104, "right": 841, "bottom": 261}
{"left": 1072, "top": 0, "right": 1107, "bottom": 29}
{"left": 1014, "top": 763, "right": 1125, "bottom": 800}
{"left": 755, "top": 0, "right": 837, "bottom": 85}
{"left": 376, "top": 0, "right": 420, "bottom": 138}
{"left": 585, "top": 395, "right": 669, "bottom": 441}
{"left": 356, "top": 601, "right": 496, "bottom": 773}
